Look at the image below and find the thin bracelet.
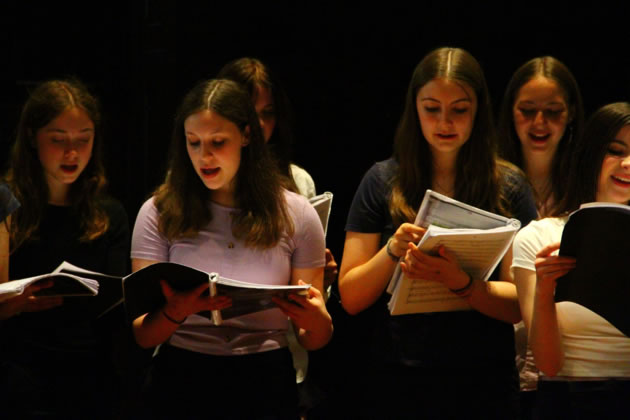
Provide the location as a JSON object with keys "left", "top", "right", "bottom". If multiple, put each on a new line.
{"left": 162, "top": 310, "right": 186, "bottom": 325}
{"left": 449, "top": 272, "right": 474, "bottom": 297}
{"left": 386, "top": 237, "right": 399, "bottom": 262}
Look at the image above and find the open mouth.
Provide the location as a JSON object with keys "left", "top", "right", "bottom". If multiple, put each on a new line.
{"left": 201, "top": 167, "right": 220, "bottom": 177}
{"left": 436, "top": 133, "right": 457, "bottom": 140}
{"left": 529, "top": 132, "right": 550, "bottom": 143}
{"left": 60, "top": 164, "right": 78, "bottom": 173}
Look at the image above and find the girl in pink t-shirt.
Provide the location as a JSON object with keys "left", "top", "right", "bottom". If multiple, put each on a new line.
{"left": 130, "top": 79, "right": 332, "bottom": 419}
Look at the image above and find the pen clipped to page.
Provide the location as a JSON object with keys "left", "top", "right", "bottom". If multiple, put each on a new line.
{"left": 209, "top": 273, "right": 223, "bottom": 325}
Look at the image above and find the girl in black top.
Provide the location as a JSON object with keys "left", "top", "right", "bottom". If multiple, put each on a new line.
{"left": 1, "top": 79, "right": 130, "bottom": 419}
{"left": 338, "top": 47, "right": 536, "bottom": 419}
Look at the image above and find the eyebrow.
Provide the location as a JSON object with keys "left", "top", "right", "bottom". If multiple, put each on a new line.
{"left": 420, "top": 97, "right": 471, "bottom": 105}
{"left": 610, "top": 139, "right": 628, "bottom": 147}
{"left": 185, "top": 130, "right": 223, "bottom": 137}
{"left": 516, "top": 100, "right": 566, "bottom": 106}
{"left": 45, "top": 128, "right": 94, "bottom": 133}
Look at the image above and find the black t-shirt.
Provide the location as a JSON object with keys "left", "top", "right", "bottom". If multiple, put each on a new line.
{"left": 345, "top": 158, "right": 537, "bottom": 376}
{"left": 2, "top": 196, "right": 130, "bottom": 420}
{"left": 5, "top": 197, "right": 130, "bottom": 352}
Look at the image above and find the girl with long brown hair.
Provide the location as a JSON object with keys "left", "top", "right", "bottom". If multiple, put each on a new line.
{"left": 130, "top": 78, "right": 332, "bottom": 419}
{"left": 498, "top": 56, "right": 585, "bottom": 418}
{"left": 498, "top": 56, "right": 584, "bottom": 217}
{"left": 1, "top": 79, "right": 130, "bottom": 418}
{"left": 337, "top": 47, "right": 537, "bottom": 418}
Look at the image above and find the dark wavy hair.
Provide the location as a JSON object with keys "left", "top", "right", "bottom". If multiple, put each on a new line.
{"left": 497, "top": 56, "right": 584, "bottom": 214}
{"left": 217, "top": 57, "right": 298, "bottom": 192}
{"left": 153, "top": 78, "right": 294, "bottom": 248}
{"left": 4, "top": 79, "right": 108, "bottom": 250}
{"left": 390, "top": 47, "right": 511, "bottom": 224}
{"left": 556, "top": 102, "right": 630, "bottom": 214}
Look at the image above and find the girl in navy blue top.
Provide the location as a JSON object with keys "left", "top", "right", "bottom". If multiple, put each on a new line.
{"left": 338, "top": 47, "right": 537, "bottom": 419}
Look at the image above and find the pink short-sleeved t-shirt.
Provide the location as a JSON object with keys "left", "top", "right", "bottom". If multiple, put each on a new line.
{"left": 131, "top": 190, "right": 325, "bottom": 355}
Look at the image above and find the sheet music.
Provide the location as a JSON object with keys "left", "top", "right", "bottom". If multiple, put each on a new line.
{"left": 387, "top": 190, "right": 521, "bottom": 315}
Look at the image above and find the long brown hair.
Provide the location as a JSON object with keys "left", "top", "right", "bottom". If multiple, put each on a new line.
{"left": 497, "top": 56, "right": 584, "bottom": 214}
{"left": 154, "top": 79, "right": 294, "bottom": 249}
{"left": 4, "top": 79, "right": 108, "bottom": 250}
{"left": 390, "top": 47, "right": 510, "bottom": 224}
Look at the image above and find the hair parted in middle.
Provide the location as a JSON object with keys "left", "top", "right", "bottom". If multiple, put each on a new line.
{"left": 390, "top": 47, "right": 511, "bottom": 224}
{"left": 4, "top": 78, "right": 108, "bottom": 250}
{"left": 153, "top": 78, "right": 294, "bottom": 249}
{"left": 497, "top": 56, "right": 584, "bottom": 215}
{"left": 556, "top": 102, "right": 630, "bottom": 214}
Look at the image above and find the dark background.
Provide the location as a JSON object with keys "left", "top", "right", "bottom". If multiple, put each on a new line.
{"left": 1, "top": 2, "right": 628, "bottom": 263}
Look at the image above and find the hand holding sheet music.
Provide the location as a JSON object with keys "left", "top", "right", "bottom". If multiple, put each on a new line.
{"left": 411, "top": 224, "right": 523, "bottom": 282}
{"left": 0, "top": 261, "right": 124, "bottom": 319}
{"left": 159, "top": 279, "right": 232, "bottom": 325}
{"left": 123, "top": 262, "right": 312, "bottom": 323}
{"left": 555, "top": 202, "right": 630, "bottom": 337}
{"left": 0, "top": 280, "right": 63, "bottom": 320}
{"left": 401, "top": 242, "right": 471, "bottom": 290}
{"left": 534, "top": 242, "right": 575, "bottom": 297}
{"left": 388, "top": 223, "right": 427, "bottom": 259}
{"left": 387, "top": 190, "right": 521, "bottom": 315}
{"left": 323, "top": 248, "right": 338, "bottom": 290}
{"left": 272, "top": 279, "right": 329, "bottom": 332}
{"left": 0, "top": 262, "right": 100, "bottom": 302}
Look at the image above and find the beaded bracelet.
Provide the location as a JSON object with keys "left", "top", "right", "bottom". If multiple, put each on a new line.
{"left": 386, "top": 237, "right": 399, "bottom": 262}
{"left": 449, "top": 272, "right": 474, "bottom": 297}
{"left": 162, "top": 310, "right": 186, "bottom": 325}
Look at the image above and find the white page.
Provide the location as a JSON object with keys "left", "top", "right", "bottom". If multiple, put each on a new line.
{"left": 309, "top": 191, "right": 333, "bottom": 236}
{"left": 415, "top": 190, "right": 511, "bottom": 229}
{"left": 387, "top": 191, "right": 521, "bottom": 314}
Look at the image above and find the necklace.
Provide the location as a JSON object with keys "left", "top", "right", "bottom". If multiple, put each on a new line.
{"left": 433, "top": 178, "right": 454, "bottom": 196}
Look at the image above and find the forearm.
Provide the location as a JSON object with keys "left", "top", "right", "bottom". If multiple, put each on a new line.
{"left": 130, "top": 258, "right": 182, "bottom": 348}
{"left": 402, "top": 245, "right": 521, "bottom": 323}
{"left": 296, "top": 313, "right": 333, "bottom": 350}
{"left": 466, "top": 279, "right": 521, "bottom": 324}
{"left": 530, "top": 284, "right": 563, "bottom": 376}
{"left": 132, "top": 306, "right": 184, "bottom": 348}
{"left": 338, "top": 246, "right": 397, "bottom": 315}
{"left": 514, "top": 268, "right": 536, "bottom": 331}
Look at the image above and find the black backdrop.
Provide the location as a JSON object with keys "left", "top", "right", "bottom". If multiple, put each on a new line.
{"left": 1, "top": 2, "right": 628, "bottom": 262}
